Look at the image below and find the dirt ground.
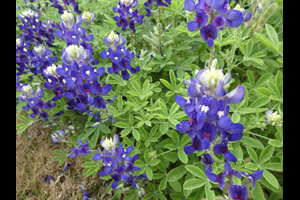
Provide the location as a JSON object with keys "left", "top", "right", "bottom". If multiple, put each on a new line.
{"left": 16, "top": 116, "right": 114, "bottom": 200}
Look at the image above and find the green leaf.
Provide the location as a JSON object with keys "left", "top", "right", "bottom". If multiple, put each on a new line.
{"left": 178, "top": 149, "right": 188, "bottom": 164}
{"left": 254, "top": 32, "right": 278, "bottom": 52}
{"left": 52, "top": 155, "right": 64, "bottom": 162}
{"left": 91, "top": 126, "right": 101, "bottom": 148}
{"left": 59, "top": 157, "right": 66, "bottom": 166}
{"left": 261, "top": 163, "right": 283, "bottom": 172}
{"left": 231, "top": 112, "right": 240, "bottom": 123}
{"left": 247, "top": 146, "right": 258, "bottom": 163}
{"left": 267, "top": 81, "right": 280, "bottom": 97}
{"left": 268, "top": 139, "right": 283, "bottom": 147}
{"left": 159, "top": 177, "right": 167, "bottom": 191}
{"left": 148, "top": 159, "right": 161, "bottom": 166}
{"left": 129, "top": 115, "right": 134, "bottom": 126}
{"left": 276, "top": 70, "right": 283, "bottom": 95}
{"left": 132, "top": 128, "right": 140, "bottom": 141}
{"left": 114, "top": 122, "right": 131, "bottom": 129}
{"left": 169, "top": 180, "right": 182, "bottom": 192}
{"left": 17, "top": 124, "right": 29, "bottom": 135}
{"left": 169, "top": 70, "right": 177, "bottom": 88}
{"left": 259, "top": 145, "right": 274, "bottom": 164}
{"left": 246, "top": 39, "right": 254, "bottom": 57}
{"left": 246, "top": 70, "right": 255, "bottom": 87}
{"left": 237, "top": 41, "right": 246, "bottom": 56}
{"left": 241, "top": 136, "right": 264, "bottom": 149}
{"left": 183, "top": 179, "right": 207, "bottom": 190}
{"left": 232, "top": 142, "right": 243, "bottom": 160}
{"left": 121, "top": 129, "right": 132, "bottom": 137}
{"left": 250, "top": 97, "right": 270, "bottom": 109}
{"left": 16, "top": 114, "right": 29, "bottom": 123}
{"left": 245, "top": 162, "right": 258, "bottom": 170}
{"left": 163, "top": 152, "right": 178, "bottom": 162}
{"left": 172, "top": 131, "right": 180, "bottom": 145}
{"left": 255, "top": 88, "right": 274, "bottom": 98}
{"left": 169, "top": 103, "right": 180, "bottom": 116}
{"left": 159, "top": 101, "right": 168, "bottom": 116}
{"left": 253, "top": 181, "right": 265, "bottom": 200}
{"left": 160, "top": 79, "right": 173, "bottom": 90}
{"left": 260, "top": 176, "right": 282, "bottom": 192}
{"left": 54, "top": 150, "right": 65, "bottom": 155}
{"left": 185, "top": 165, "right": 207, "bottom": 179}
{"left": 167, "top": 165, "right": 188, "bottom": 182}
{"left": 160, "top": 124, "right": 168, "bottom": 134}
{"left": 82, "top": 162, "right": 98, "bottom": 168}
{"left": 255, "top": 73, "right": 273, "bottom": 88}
{"left": 146, "top": 167, "right": 153, "bottom": 180}
{"left": 265, "top": 24, "right": 279, "bottom": 47}
{"left": 205, "top": 182, "right": 215, "bottom": 200}
{"left": 144, "top": 149, "right": 150, "bottom": 163}
{"left": 263, "top": 170, "right": 279, "bottom": 188}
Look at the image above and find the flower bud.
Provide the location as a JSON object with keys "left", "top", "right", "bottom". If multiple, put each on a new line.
{"left": 82, "top": 11, "right": 95, "bottom": 24}
{"left": 257, "top": 3, "right": 263, "bottom": 13}
{"left": 265, "top": 110, "right": 282, "bottom": 127}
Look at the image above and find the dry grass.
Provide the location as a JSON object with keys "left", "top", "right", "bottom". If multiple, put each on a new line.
{"left": 16, "top": 116, "right": 114, "bottom": 200}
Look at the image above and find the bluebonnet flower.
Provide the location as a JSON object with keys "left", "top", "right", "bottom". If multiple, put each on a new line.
{"left": 18, "top": 85, "right": 56, "bottom": 121}
{"left": 241, "top": 170, "right": 263, "bottom": 189}
{"left": 184, "top": 0, "right": 252, "bottom": 47}
{"left": 113, "top": 0, "right": 144, "bottom": 32}
{"left": 101, "top": 31, "right": 140, "bottom": 81}
{"left": 176, "top": 58, "right": 245, "bottom": 163}
{"left": 45, "top": 11, "right": 114, "bottom": 122}
{"left": 90, "top": 134, "right": 147, "bottom": 196}
{"left": 144, "top": 0, "right": 172, "bottom": 16}
{"left": 69, "top": 139, "right": 91, "bottom": 158}
{"left": 83, "top": 191, "right": 89, "bottom": 200}
{"left": 228, "top": 185, "right": 248, "bottom": 200}
{"left": 49, "top": 0, "right": 82, "bottom": 14}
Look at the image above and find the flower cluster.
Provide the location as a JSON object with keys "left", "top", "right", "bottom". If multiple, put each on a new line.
{"left": 18, "top": 10, "right": 61, "bottom": 48}
{"left": 46, "top": 11, "right": 113, "bottom": 122}
{"left": 185, "top": 0, "right": 252, "bottom": 47}
{"left": 69, "top": 139, "right": 91, "bottom": 158}
{"left": 265, "top": 110, "right": 282, "bottom": 127}
{"left": 19, "top": 85, "right": 56, "bottom": 120}
{"left": 82, "top": 11, "right": 96, "bottom": 25}
{"left": 49, "top": 0, "right": 82, "bottom": 15}
{"left": 144, "top": 0, "right": 172, "bottom": 17}
{"left": 176, "top": 59, "right": 245, "bottom": 162}
{"left": 93, "top": 134, "right": 148, "bottom": 197}
{"left": 100, "top": 31, "right": 140, "bottom": 81}
{"left": 202, "top": 154, "right": 263, "bottom": 200}
{"left": 113, "top": 0, "right": 144, "bottom": 32}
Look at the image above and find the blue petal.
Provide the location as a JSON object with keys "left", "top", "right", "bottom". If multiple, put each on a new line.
{"left": 207, "top": 37, "right": 214, "bottom": 47}
{"left": 185, "top": 0, "right": 196, "bottom": 11}
{"left": 218, "top": 116, "right": 231, "bottom": 130}
{"left": 176, "top": 121, "right": 191, "bottom": 133}
{"left": 202, "top": 138, "right": 210, "bottom": 150}
{"left": 175, "top": 95, "right": 187, "bottom": 107}
{"left": 227, "top": 10, "right": 243, "bottom": 21}
{"left": 224, "top": 85, "right": 245, "bottom": 104}
{"left": 224, "top": 151, "right": 237, "bottom": 162}
{"left": 187, "top": 21, "right": 198, "bottom": 32}
{"left": 184, "top": 145, "right": 195, "bottom": 154}
{"left": 228, "top": 123, "right": 244, "bottom": 134}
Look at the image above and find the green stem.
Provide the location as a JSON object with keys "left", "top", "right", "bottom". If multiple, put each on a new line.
{"left": 208, "top": 9, "right": 215, "bottom": 68}
{"left": 274, "top": 20, "right": 283, "bottom": 30}
{"left": 158, "top": 8, "right": 162, "bottom": 52}
{"left": 248, "top": 131, "right": 271, "bottom": 140}
{"left": 156, "top": 149, "right": 173, "bottom": 157}
{"left": 130, "top": 30, "right": 134, "bottom": 52}
{"left": 209, "top": 142, "right": 224, "bottom": 164}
